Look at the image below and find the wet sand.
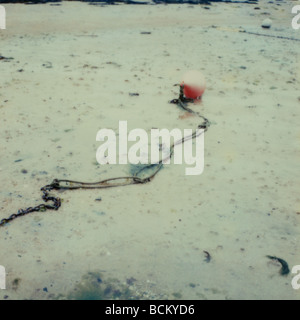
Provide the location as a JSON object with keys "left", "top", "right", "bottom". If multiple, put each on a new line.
{"left": 0, "top": 1, "right": 300, "bottom": 299}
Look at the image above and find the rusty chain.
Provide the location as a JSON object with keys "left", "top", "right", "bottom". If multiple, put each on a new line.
{"left": 0, "top": 85, "right": 210, "bottom": 227}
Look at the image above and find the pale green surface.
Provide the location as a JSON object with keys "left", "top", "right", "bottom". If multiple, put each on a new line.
{"left": 0, "top": 1, "right": 299, "bottom": 299}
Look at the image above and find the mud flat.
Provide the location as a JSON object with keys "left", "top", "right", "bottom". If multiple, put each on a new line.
{"left": 0, "top": 0, "right": 299, "bottom": 300}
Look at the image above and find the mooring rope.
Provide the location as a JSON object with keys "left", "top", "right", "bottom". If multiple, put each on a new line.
{"left": 239, "top": 29, "right": 300, "bottom": 42}
{"left": 212, "top": 25, "right": 300, "bottom": 42}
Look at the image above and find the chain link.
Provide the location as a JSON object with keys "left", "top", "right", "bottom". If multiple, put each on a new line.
{"left": 0, "top": 86, "right": 210, "bottom": 228}
{"left": 0, "top": 181, "right": 61, "bottom": 227}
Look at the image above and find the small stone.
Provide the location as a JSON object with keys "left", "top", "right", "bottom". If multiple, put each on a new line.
{"left": 42, "top": 62, "right": 52, "bottom": 69}
{"left": 261, "top": 18, "right": 272, "bottom": 29}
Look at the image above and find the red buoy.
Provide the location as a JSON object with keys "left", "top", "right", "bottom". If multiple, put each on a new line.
{"left": 181, "top": 70, "right": 206, "bottom": 100}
